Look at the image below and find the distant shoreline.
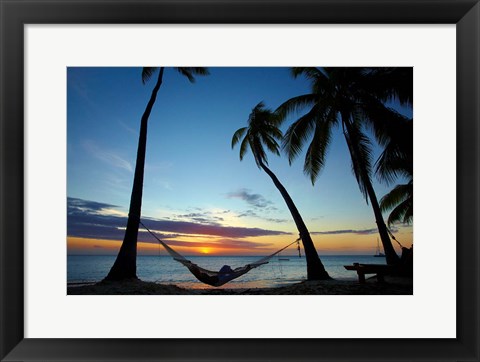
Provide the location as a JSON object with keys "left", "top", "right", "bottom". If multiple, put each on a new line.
{"left": 67, "top": 276, "right": 413, "bottom": 295}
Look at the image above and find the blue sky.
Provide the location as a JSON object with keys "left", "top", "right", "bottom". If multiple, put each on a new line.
{"left": 67, "top": 67, "right": 413, "bottom": 256}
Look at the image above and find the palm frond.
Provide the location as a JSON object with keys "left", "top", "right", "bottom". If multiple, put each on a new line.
{"left": 358, "top": 96, "right": 411, "bottom": 147}
{"left": 293, "top": 67, "right": 336, "bottom": 96}
{"left": 401, "top": 198, "right": 413, "bottom": 224}
{"left": 263, "top": 124, "right": 283, "bottom": 140}
{"left": 380, "top": 183, "right": 411, "bottom": 212}
{"left": 260, "top": 133, "right": 281, "bottom": 156}
{"left": 175, "top": 67, "right": 210, "bottom": 83}
{"left": 343, "top": 113, "right": 373, "bottom": 201}
{"left": 373, "top": 118, "right": 413, "bottom": 184}
{"left": 282, "top": 105, "right": 324, "bottom": 163}
{"left": 238, "top": 134, "right": 250, "bottom": 161}
{"left": 291, "top": 67, "right": 324, "bottom": 80}
{"left": 380, "top": 182, "right": 413, "bottom": 226}
{"left": 361, "top": 67, "right": 413, "bottom": 106}
{"left": 386, "top": 198, "right": 413, "bottom": 226}
{"left": 231, "top": 127, "right": 247, "bottom": 149}
{"left": 275, "top": 94, "right": 317, "bottom": 119}
{"left": 375, "top": 145, "right": 412, "bottom": 185}
{"left": 252, "top": 101, "right": 266, "bottom": 111}
{"left": 303, "top": 117, "right": 332, "bottom": 184}
{"left": 141, "top": 67, "right": 159, "bottom": 84}
{"left": 251, "top": 137, "right": 268, "bottom": 167}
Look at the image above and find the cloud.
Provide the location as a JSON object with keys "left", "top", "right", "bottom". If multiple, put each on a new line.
{"left": 238, "top": 210, "right": 258, "bottom": 218}
{"left": 69, "top": 76, "right": 97, "bottom": 110}
{"left": 140, "top": 217, "right": 288, "bottom": 239}
{"left": 174, "top": 212, "right": 224, "bottom": 226}
{"left": 68, "top": 197, "right": 123, "bottom": 216}
{"left": 67, "top": 197, "right": 290, "bottom": 242}
{"left": 311, "top": 228, "right": 377, "bottom": 235}
{"left": 226, "top": 189, "right": 274, "bottom": 209}
{"left": 265, "top": 218, "right": 288, "bottom": 224}
{"left": 83, "top": 140, "right": 133, "bottom": 172}
{"left": 227, "top": 189, "right": 284, "bottom": 223}
{"left": 311, "top": 227, "right": 398, "bottom": 236}
{"left": 118, "top": 120, "right": 138, "bottom": 136}
{"left": 237, "top": 209, "right": 287, "bottom": 224}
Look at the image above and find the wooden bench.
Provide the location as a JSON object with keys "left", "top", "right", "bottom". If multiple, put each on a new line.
{"left": 344, "top": 263, "right": 392, "bottom": 283}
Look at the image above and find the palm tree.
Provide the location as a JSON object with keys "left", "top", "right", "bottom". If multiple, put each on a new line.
{"left": 106, "top": 67, "right": 209, "bottom": 281}
{"left": 232, "top": 102, "right": 331, "bottom": 280}
{"left": 277, "top": 67, "right": 412, "bottom": 265}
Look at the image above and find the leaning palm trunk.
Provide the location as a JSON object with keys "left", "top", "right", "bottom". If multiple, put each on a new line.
{"left": 364, "top": 176, "right": 400, "bottom": 265}
{"left": 106, "top": 68, "right": 165, "bottom": 280}
{"left": 341, "top": 114, "right": 399, "bottom": 265}
{"left": 258, "top": 159, "right": 331, "bottom": 280}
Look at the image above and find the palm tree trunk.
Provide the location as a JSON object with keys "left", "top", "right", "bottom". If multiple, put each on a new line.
{"left": 364, "top": 179, "right": 400, "bottom": 265}
{"left": 105, "top": 67, "right": 165, "bottom": 280}
{"left": 341, "top": 112, "right": 400, "bottom": 265}
{"left": 257, "top": 159, "right": 331, "bottom": 280}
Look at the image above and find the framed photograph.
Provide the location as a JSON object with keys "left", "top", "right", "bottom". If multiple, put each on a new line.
{"left": 1, "top": 0, "right": 478, "bottom": 361}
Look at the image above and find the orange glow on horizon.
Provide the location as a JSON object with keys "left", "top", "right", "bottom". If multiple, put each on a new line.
{"left": 67, "top": 227, "right": 413, "bottom": 256}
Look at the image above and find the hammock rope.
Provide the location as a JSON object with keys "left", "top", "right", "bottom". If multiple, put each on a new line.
{"left": 139, "top": 220, "right": 301, "bottom": 287}
{"left": 386, "top": 227, "right": 405, "bottom": 248}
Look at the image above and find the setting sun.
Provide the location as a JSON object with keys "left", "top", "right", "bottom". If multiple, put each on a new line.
{"left": 200, "top": 247, "right": 211, "bottom": 254}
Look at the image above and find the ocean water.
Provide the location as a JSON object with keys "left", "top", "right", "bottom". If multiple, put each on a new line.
{"left": 67, "top": 255, "right": 387, "bottom": 289}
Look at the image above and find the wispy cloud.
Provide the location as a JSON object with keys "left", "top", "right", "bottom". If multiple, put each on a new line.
{"left": 69, "top": 75, "right": 97, "bottom": 110}
{"left": 68, "top": 197, "right": 124, "bottom": 216}
{"left": 174, "top": 212, "right": 224, "bottom": 226}
{"left": 226, "top": 188, "right": 275, "bottom": 209}
{"left": 311, "top": 227, "right": 398, "bottom": 236}
{"left": 103, "top": 174, "right": 132, "bottom": 193}
{"left": 238, "top": 209, "right": 288, "bottom": 224}
{"left": 238, "top": 210, "right": 258, "bottom": 218}
{"left": 118, "top": 120, "right": 138, "bottom": 136}
{"left": 265, "top": 217, "right": 288, "bottom": 223}
{"left": 145, "top": 161, "right": 173, "bottom": 172}
{"left": 83, "top": 140, "right": 133, "bottom": 172}
{"left": 311, "top": 228, "right": 377, "bottom": 235}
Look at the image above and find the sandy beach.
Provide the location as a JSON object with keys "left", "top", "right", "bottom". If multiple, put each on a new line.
{"left": 67, "top": 276, "right": 413, "bottom": 295}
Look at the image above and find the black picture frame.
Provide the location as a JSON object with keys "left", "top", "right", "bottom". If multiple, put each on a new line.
{"left": 1, "top": 1, "right": 478, "bottom": 361}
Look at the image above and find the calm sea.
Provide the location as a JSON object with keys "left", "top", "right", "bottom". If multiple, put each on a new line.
{"left": 67, "top": 255, "right": 387, "bottom": 289}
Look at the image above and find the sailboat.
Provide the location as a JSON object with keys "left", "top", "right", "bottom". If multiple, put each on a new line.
{"left": 374, "top": 237, "right": 386, "bottom": 257}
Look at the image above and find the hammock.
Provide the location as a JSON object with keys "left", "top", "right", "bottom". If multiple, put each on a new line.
{"left": 140, "top": 221, "right": 300, "bottom": 287}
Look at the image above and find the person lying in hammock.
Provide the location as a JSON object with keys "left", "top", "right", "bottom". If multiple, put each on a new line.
{"left": 179, "top": 260, "right": 252, "bottom": 287}
{"left": 217, "top": 264, "right": 252, "bottom": 284}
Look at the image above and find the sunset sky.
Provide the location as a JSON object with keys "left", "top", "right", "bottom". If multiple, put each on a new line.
{"left": 67, "top": 67, "right": 413, "bottom": 257}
